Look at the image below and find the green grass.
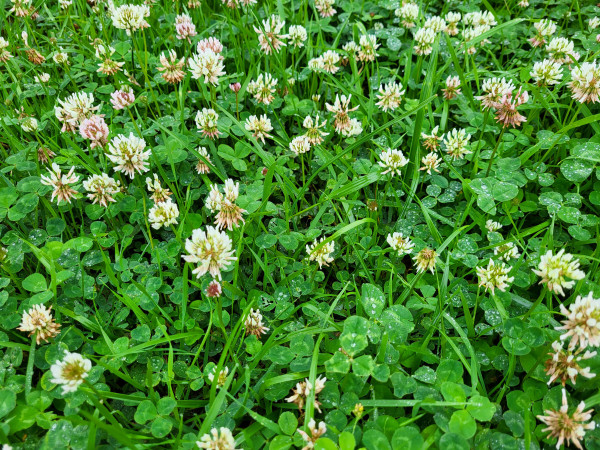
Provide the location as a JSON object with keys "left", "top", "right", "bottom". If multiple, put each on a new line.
{"left": 1, "top": 0, "right": 600, "bottom": 449}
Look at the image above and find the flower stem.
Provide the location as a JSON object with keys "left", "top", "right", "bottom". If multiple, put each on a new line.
{"left": 485, "top": 127, "right": 506, "bottom": 177}
{"left": 25, "top": 336, "right": 36, "bottom": 397}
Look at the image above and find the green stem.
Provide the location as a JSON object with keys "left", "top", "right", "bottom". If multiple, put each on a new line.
{"left": 25, "top": 336, "right": 36, "bottom": 396}
{"left": 485, "top": 127, "right": 506, "bottom": 177}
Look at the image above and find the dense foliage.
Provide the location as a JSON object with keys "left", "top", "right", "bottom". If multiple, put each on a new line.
{"left": 1, "top": 0, "right": 600, "bottom": 448}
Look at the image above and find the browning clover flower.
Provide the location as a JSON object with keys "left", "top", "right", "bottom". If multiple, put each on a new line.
{"left": 110, "top": 87, "right": 135, "bottom": 110}
{"left": 545, "top": 340, "right": 596, "bottom": 386}
{"left": 414, "top": 247, "right": 437, "bottom": 274}
{"left": 175, "top": 13, "right": 197, "bottom": 43}
{"left": 146, "top": 173, "right": 172, "bottom": 203}
{"left": 303, "top": 115, "right": 328, "bottom": 145}
{"left": 442, "top": 76, "right": 461, "bottom": 100}
{"left": 286, "top": 375, "right": 327, "bottom": 412}
{"left": 254, "top": 14, "right": 287, "bottom": 55}
{"left": 158, "top": 50, "right": 186, "bottom": 84}
{"left": 40, "top": 163, "right": 80, "bottom": 204}
{"left": 326, "top": 94, "right": 358, "bottom": 134}
{"left": 537, "top": 389, "right": 595, "bottom": 450}
{"left": 17, "top": 304, "right": 61, "bottom": 344}
{"left": 196, "top": 147, "right": 212, "bottom": 174}
{"left": 204, "top": 179, "right": 247, "bottom": 230}
{"left": 79, "top": 115, "right": 109, "bottom": 148}
{"left": 315, "top": 0, "right": 336, "bottom": 18}
{"left": 244, "top": 308, "right": 269, "bottom": 338}
{"left": 183, "top": 226, "right": 237, "bottom": 279}
{"left": 298, "top": 419, "right": 327, "bottom": 450}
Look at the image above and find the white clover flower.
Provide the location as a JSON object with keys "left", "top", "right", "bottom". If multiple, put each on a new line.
{"left": 533, "top": 249, "right": 585, "bottom": 296}
{"left": 530, "top": 19, "right": 557, "bottom": 47}
{"left": 419, "top": 152, "right": 441, "bottom": 174}
{"left": 208, "top": 366, "right": 229, "bottom": 387}
{"left": 55, "top": 92, "right": 98, "bottom": 132}
{"left": 146, "top": 173, "right": 172, "bottom": 203}
{"left": 476, "top": 259, "right": 514, "bottom": 294}
{"left": 531, "top": 59, "right": 563, "bottom": 86}
{"left": 307, "top": 238, "right": 335, "bottom": 268}
{"left": 21, "top": 117, "right": 38, "bottom": 132}
{"left": 50, "top": 351, "right": 92, "bottom": 394}
{"left": 546, "top": 37, "right": 580, "bottom": 65}
{"left": 110, "top": 3, "right": 150, "bottom": 35}
{"left": 378, "top": 148, "right": 409, "bottom": 176}
{"left": 288, "top": 25, "right": 307, "bottom": 48}
{"left": 387, "top": 232, "right": 414, "bottom": 256}
{"left": 442, "top": 76, "right": 461, "bottom": 100}
{"left": 298, "top": 419, "right": 327, "bottom": 449}
{"left": 569, "top": 61, "right": 600, "bottom": 104}
{"left": 423, "top": 16, "right": 446, "bottom": 33}
{"left": 83, "top": 173, "right": 121, "bottom": 207}
{"left": 247, "top": 73, "right": 278, "bottom": 105}
{"left": 445, "top": 12, "right": 461, "bottom": 35}
{"left": 395, "top": 2, "right": 419, "bottom": 28}
{"left": 148, "top": 199, "right": 180, "bottom": 230}
{"left": 443, "top": 128, "right": 471, "bottom": 160}
{"left": 375, "top": 81, "right": 405, "bottom": 112}
{"left": 289, "top": 135, "right": 311, "bottom": 156}
{"left": 494, "top": 242, "right": 520, "bottom": 261}
{"left": 195, "top": 108, "right": 221, "bottom": 139}
{"left": 107, "top": 133, "right": 151, "bottom": 179}
{"left": 557, "top": 292, "right": 600, "bottom": 350}
{"left": 189, "top": 50, "right": 226, "bottom": 86}
{"left": 175, "top": 13, "right": 197, "bottom": 43}
{"left": 486, "top": 220, "right": 502, "bottom": 232}
{"left": 341, "top": 118, "right": 362, "bottom": 137}
{"left": 245, "top": 114, "right": 273, "bottom": 143}
{"left": 477, "top": 77, "right": 515, "bottom": 110}
{"left": 414, "top": 27, "right": 436, "bottom": 55}
{"left": 303, "top": 115, "right": 328, "bottom": 145}
{"left": 321, "top": 50, "right": 340, "bottom": 74}
{"left": 196, "top": 428, "right": 237, "bottom": 450}
{"left": 357, "top": 34, "right": 379, "bottom": 62}
{"left": 182, "top": 226, "right": 237, "bottom": 279}
{"left": 589, "top": 17, "right": 600, "bottom": 31}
